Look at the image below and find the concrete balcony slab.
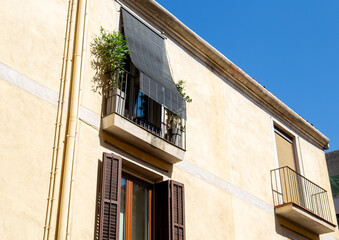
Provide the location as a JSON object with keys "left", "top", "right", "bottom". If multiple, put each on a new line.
{"left": 102, "top": 113, "right": 185, "bottom": 164}
{"left": 275, "top": 202, "right": 336, "bottom": 235}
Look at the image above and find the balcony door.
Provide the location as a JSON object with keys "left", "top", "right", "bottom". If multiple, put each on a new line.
{"left": 119, "top": 173, "right": 152, "bottom": 240}
{"left": 274, "top": 128, "right": 303, "bottom": 205}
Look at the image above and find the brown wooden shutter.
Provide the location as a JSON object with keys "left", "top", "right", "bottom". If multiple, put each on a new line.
{"left": 155, "top": 180, "right": 185, "bottom": 240}
{"left": 171, "top": 181, "right": 185, "bottom": 240}
{"left": 100, "top": 153, "right": 122, "bottom": 240}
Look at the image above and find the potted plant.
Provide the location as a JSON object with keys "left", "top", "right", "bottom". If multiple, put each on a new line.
{"left": 91, "top": 27, "right": 129, "bottom": 115}
{"left": 166, "top": 80, "right": 192, "bottom": 147}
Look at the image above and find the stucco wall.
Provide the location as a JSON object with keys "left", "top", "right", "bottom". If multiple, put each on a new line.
{"left": 0, "top": 79, "right": 56, "bottom": 239}
{"left": 0, "top": 0, "right": 67, "bottom": 92}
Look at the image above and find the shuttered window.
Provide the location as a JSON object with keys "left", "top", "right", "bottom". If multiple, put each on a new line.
{"left": 155, "top": 180, "right": 185, "bottom": 240}
{"left": 100, "top": 153, "right": 185, "bottom": 240}
{"left": 100, "top": 153, "right": 122, "bottom": 240}
{"left": 172, "top": 182, "right": 185, "bottom": 240}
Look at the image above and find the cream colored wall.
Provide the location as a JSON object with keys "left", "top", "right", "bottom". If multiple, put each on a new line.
{"left": 0, "top": 0, "right": 69, "bottom": 238}
{"left": 0, "top": 0, "right": 67, "bottom": 92}
{"left": 166, "top": 37, "right": 276, "bottom": 204}
{"left": 1, "top": 0, "right": 338, "bottom": 239}
{"left": 70, "top": 121, "right": 102, "bottom": 238}
{"left": 0, "top": 79, "right": 56, "bottom": 239}
{"left": 168, "top": 40, "right": 231, "bottom": 180}
{"left": 172, "top": 167, "right": 235, "bottom": 240}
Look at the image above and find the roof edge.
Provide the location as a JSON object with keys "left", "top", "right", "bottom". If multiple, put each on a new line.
{"left": 121, "top": 0, "right": 329, "bottom": 150}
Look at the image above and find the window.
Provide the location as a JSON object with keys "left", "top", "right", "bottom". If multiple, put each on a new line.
{"left": 274, "top": 127, "right": 298, "bottom": 171}
{"left": 119, "top": 173, "right": 152, "bottom": 240}
{"left": 123, "top": 66, "right": 163, "bottom": 137}
{"left": 100, "top": 153, "right": 185, "bottom": 240}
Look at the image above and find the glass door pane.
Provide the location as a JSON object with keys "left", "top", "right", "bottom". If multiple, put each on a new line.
{"left": 131, "top": 182, "right": 149, "bottom": 240}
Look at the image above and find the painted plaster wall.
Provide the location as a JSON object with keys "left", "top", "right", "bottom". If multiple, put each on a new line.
{"left": 0, "top": 79, "right": 56, "bottom": 239}
{"left": 166, "top": 36, "right": 276, "bottom": 204}
{"left": 0, "top": 0, "right": 67, "bottom": 92}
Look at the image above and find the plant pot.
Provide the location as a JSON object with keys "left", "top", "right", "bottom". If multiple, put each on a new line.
{"left": 106, "top": 88, "right": 125, "bottom": 115}
{"left": 168, "top": 128, "right": 182, "bottom": 147}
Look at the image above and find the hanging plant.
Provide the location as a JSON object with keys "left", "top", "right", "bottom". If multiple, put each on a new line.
{"left": 90, "top": 27, "right": 129, "bottom": 95}
{"left": 175, "top": 80, "right": 192, "bottom": 103}
{"left": 166, "top": 80, "right": 192, "bottom": 132}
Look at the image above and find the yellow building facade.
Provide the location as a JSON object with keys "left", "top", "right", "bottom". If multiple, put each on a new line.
{"left": 0, "top": 0, "right": 338, "bottom": 239}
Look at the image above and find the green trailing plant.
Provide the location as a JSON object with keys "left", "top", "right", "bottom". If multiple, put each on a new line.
{"left": 175, "top": 80, "right": 192, "bottom": 103}
{"left": 90, "top": 27, "right": 129, "bottom": 95}
{"left": 166, "top": 80, "right": 192, "bottom": 132}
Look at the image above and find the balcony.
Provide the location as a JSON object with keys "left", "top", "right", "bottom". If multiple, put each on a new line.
{"left": 271, "top": 166, "right": 336, "bottom": 234}
{"left": 102, "top": 72, "right": 185, "bottom": 164}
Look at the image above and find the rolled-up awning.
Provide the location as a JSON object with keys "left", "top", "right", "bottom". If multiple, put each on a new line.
{"left": 122, "top": 9, "right": 186, "bottom": 119}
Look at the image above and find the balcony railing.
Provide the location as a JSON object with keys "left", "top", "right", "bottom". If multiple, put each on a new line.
{"left": 271, "top": 166, "right": 333, "bottom": 223}
{"left": 103, "top": 72, "right": 186, "bottom": 149}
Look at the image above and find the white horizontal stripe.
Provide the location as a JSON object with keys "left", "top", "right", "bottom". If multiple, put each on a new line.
{"left": 0, "top": 62, "right": 58, "bottom": 106}
{"left": 176, "top": 160, "right": 274, "bottom": 214}
{"left": 0, "top": 62, "right": 100, "bottom": 129}
{"left": 78, "top": 105, "right": 101, "bottom": 129}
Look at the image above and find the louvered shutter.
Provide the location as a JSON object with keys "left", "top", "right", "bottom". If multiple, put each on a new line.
{"left": 171, "top": 181, "right": 185, "bottom": 240}
{"left": 155, "top": 180, "right": 185, "bottom": 240}
{"left": 100, "top": 153, "right": 122, "bottom": 240}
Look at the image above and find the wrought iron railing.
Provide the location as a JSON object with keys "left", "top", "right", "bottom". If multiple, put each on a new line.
{"left": 104, "top": 72, "right": 186, "bottom": 149}
{"left": 271, "top": 166, "right": 333, "bottom": 223}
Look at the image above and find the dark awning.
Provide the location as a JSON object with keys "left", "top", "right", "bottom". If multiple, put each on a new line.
{"left": 122, "top": 9, "right": 186, "bottom": 119}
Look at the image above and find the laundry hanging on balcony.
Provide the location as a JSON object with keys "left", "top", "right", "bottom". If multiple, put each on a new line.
{"left": 122, "top": 9, "right": 186, "bottom": 119}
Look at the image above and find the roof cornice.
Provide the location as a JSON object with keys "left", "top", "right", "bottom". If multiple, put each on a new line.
{"left": 120, "top": 0, "right": 329, "bottom": 150}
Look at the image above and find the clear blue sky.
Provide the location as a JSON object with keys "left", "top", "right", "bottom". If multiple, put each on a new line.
{"left": 156, "top": 0, "right": 339, "bottom": 152}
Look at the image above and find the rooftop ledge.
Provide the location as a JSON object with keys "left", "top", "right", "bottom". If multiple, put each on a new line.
{"left": 102, "top": 113, "right": 185, "bottom": 164}
{"left": 275, "top": 202, "right": 336, "bottom": 235}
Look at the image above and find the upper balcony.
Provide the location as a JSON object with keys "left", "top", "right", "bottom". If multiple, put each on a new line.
{"left": 271, "top": 166, "right": 336, "bottom": 234}
{"left": 102, "top": 72, "right": 186, "bottom": 164}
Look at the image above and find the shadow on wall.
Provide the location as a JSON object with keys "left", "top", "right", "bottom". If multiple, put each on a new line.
{"left": 274, "top": 215, "right": 319, "bottom": 240}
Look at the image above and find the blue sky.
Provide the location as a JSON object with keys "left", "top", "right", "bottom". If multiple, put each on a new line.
{"left": 156, "top": 0, "right": 339, "bottom": 152}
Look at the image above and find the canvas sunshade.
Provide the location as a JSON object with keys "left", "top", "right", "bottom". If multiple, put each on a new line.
{"left": 122, "top": 9, "right": 186, "bottom": 119}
